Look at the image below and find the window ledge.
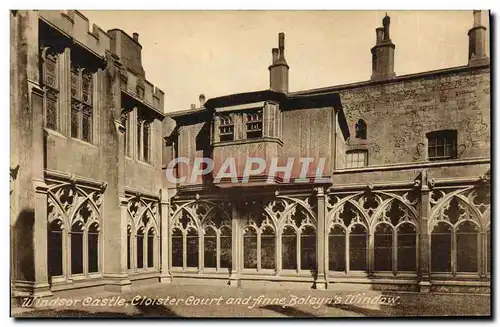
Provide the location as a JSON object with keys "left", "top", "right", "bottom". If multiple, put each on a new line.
{"left": 213, "top": 136, "right": 283, "bottom": 147}
{"left": 70, "top": 137, "right": 98, "bottom": 149}
{"left": 334, "top": 157, "right": 490, "bottom": 174}
{"left": 87, "top": 273, "right": 102, "bottom": 279}
{"left": 135, "top": 159, "right": 155, "bottom": 168}
{"left": 69, "top": 274, "right": 87, "bottom": 281}
{"left": 49, "top": 276, "right": 67, "bottom": 284}
{"left": 44, "top": 128, "right": 67, "bottom": 139}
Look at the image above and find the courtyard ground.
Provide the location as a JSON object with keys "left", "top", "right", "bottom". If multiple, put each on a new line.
{"left": 12, "top": 283, "right": 491, "bottom": 318}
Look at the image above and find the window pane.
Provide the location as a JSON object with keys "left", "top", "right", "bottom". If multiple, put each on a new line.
{"left": 329, "top": 226, "right": 346, "bottom": 272}
{"left": 143, "top": 122, "right": 150, "bottom": 162}
{"left": 282, "top": 226, "right": 297, "bottom": 269}
{"left": 204, "top": 229, "right": 217, "bottom": 268}
{"left": 71, "top": 227, "right": 83, "bottom": 275}
{"left": 431, "top": 223, "right": 452, "bottom": 272}
{"left": 186, "top": 229, "right": 199, "bottom": 268}
{"left": 427, "top": 131, "right": 457, "bottom": 160}
{"left": 243, "top": 228, "right": 257, "bottom": 269}
{"left": 48, "top": 222, "right": 63, "bottom": 277}
{"left": 137, "top": 232, "right": 144, "bottom": 269}
{"left": 261, "top": 227, "right": 275, "bottom": 269}
{"left": 71, "top": 103, "right": 79, "bottom": 138}
{"left": 428, "top": 146, "right": 436, "bottom": 158}
{"left": 45, "top": 91, "right": 58, "bottom": 130}
{"left": 88, "top": 224, "right": 99, "bottom": 273}
{"left": 220, "top": 228, "right": 232, "bottom": 269}
{"left": 300, "top": 226, "right": 316, "bottom": 270}
{"left": 374, "top": 224, "right": 393, "bottom": 271}
{"left": 71, "top": 68, "right": 79, "bottom": 98}
{"left": 349, "top": 225, "right": 367, "bottom": 271}
{"left": 82, "top": 73, "right": 92, "bottom": 105}
{"left": 171, "top": 229, "right": 183, "bottom": 267}
{"left": 487, "top": 229, "right": 491, "bottom": 274}
{"left": 82, "top": 107, "right": 92, "bottom": 143}
{"left": 428, "top": 137, "right": 436, "bottom": 147}
{"left": 456, "top": 222, "right": 478, "bottom": 273}
{"left": 397, "top": 223, "right": 417, "bottom": 272}
{"left": 137, "top": 120, "right": 142, "bottom": 159}
{"left": 346, "top": 151, "right": 367, "bottom": 168}
{"left": 45, "top": 55, "right": 58, "bottom": 89}
{"left": 436, "top": 145, "right": 445, "bottom": 157}
{"left": 127, "top": 229, "right": 131, "bottom": 269}
{"left": 147, "top": 229, "right": 154, "bottom": 268}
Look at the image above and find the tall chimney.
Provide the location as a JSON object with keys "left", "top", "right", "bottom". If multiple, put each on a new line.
{"left": 371, "top": 13, "right": 396, "bottom": 81}
{"left": 268, "top": 32, "right": 289, "bottom": 93}
{"left": 132, "top": 32, "right": 139, "bottom": 42}
{"left": 376, "top": 27, "right": 384, "bottom": 44}
{"left": 199, "top": 94, "right": 206, "bottom": 107}
{"left": 278, "top": 32, "right": 285, "bottom": 60}
{"left": 468, "top": 10, "right": 489, "bottom": 66}
{"left": 272, "top": 48, "right": 279, "bottom": 64}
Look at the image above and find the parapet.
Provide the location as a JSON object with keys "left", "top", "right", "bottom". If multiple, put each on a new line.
{"left": 37, "top": 10, "right": 111, "bottom": 58}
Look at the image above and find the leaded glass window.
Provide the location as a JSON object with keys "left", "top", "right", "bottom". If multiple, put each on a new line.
{"left": 70, "top": 65, "right": 94, "bottom": 143}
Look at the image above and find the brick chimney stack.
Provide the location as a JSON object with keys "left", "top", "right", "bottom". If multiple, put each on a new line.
{"left": 468, "top": 10, "right": 489, "bottom": 66}
{"left": 371, "top": 14, "right": 396, "bottom": 81}
{"left": 269, "top": 32, "right": 289, "bottom": 93}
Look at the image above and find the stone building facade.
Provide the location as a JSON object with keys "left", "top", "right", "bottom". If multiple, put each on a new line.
{"left": 10, "top": 10, "right": 165, "bottom": 299}
{"left": 10, "top": 10, "right": 490, "bottom": 300}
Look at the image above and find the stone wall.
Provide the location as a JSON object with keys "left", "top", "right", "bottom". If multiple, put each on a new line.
{"left": 338, "top": 66, "right": 490, "bottom": 165}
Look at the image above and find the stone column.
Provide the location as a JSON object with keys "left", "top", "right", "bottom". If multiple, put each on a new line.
{"left": 159, "top": 189, "right": 172, "bottom": 282}
{"left": 31, "top": 179, "right": 52, "bottom": 297}
{"left": 31, "top": 79, "right": 52, "bottom": 297}
{"left": 315, "top": 187, "right": 327, "bottom": 289}
{"left": 229, "top": 202, "right": 240, "bottom": 286}
{"left": 418, "top": 170, "right": 431, "bottom": 292}
{"left": 101, "top": 53, "right": 131, "bottom": 293}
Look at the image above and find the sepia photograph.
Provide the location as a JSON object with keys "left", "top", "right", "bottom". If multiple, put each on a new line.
{"left": 9, "top": 8, "right": 491, "bottom": 318}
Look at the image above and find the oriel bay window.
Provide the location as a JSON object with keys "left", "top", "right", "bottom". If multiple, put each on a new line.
{"left": 71, "top": 66, "right": 94, "bottom": 143}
